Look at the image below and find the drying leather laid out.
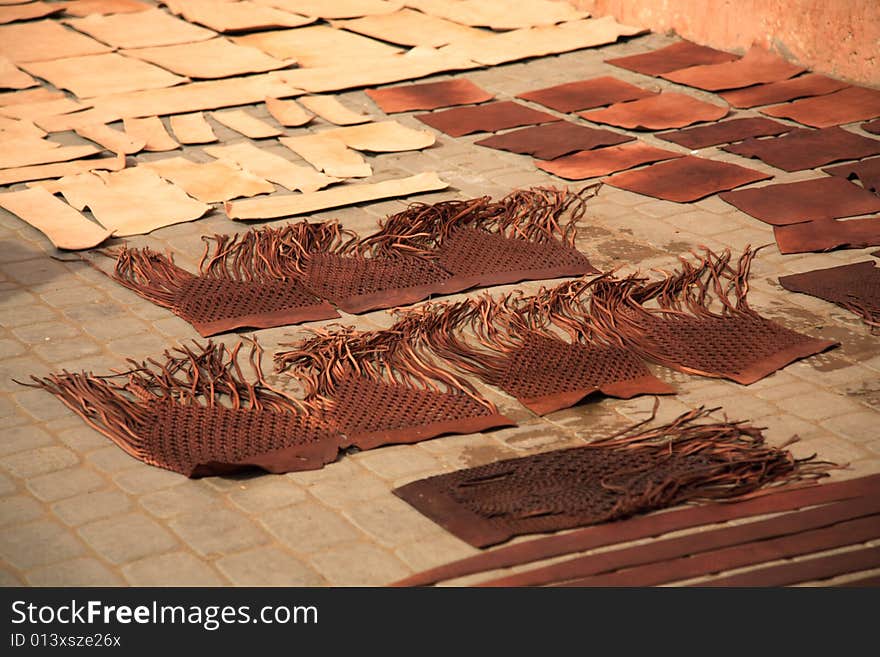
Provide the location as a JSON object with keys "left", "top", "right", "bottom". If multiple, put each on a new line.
{"left": 587, "top": 248, "right": 838, "bottom": 384}
{"left": 256, "top": 0, "right": 402, "bottom": 20}
{"left": 141, "top": 157, "right": 275, "bottom": 203}
{"left": 64, "top": 8, "right": 216, "bottom": 49}
{"left": 0, "top": 152, "right": 125, "bottom": 186}
{"left": 761, "top": 86, "right": 880, "bottom": 128}
{"left": 280, "top": 134, "right": 372, "bottom": 178}
{"left": 416, "top": 100, "right": 561, "bottom": 137}
{"left": 75, "top": 123, "right": 146, "bottom": 155}
{"left": 536, "top": 141, "right": 682, "bottom": 180}
{"left": 204, "top": 141, "right": 339, "bottom": 193}
{"left": 0, "top": 96, "right": 86, "bottom": 122}
{"left": 723, "top": 126, "right": 880, "bottom": 172}
{"left": 579, "top": 92, "right": 728, "bottom": 130}
{"left": 122, "top": 115, "right": 179, "bottom": 151}
{"left": 824, "top": 157, "right": 880, "bottom": 194}
{"left": 474, "top": 122, "right": 634, "bottom": 161}
{"left": 59, "top": 0, "right": 152, "bottom": 16}
{"left": 0, "top": 2, "right": 63, "bottom": 24}
{"left": 395, "top": 474, "right": 880, "bottom": 587}
{"left": 779, "top": 260, "right": 880, "bottom": 331}
{"left": 604, "top": 155, "right": 771, "bottom": 202}
{"left": 299, "top": 95, "right": 371, "bottom": 125}
{"left": 121, "top": 38, "right": 290, "bottom": 80}
{"left": 719, "top": 177, "right": 880, "bottom": 225}
{"left": 331, "top": 8, "right": 486, "bottom": 48}
{"left": 661, "top": 45, "right": 805, "bottom": 92}
{"left": 19, "top": 52, "right": 187, "bottom": 99}
{"left": 396, "top": 287, "right": 671, "bottom": 417}
{"left": 27, "top": 341, "right": 342, "bottom": 477}
{"left": 0, "top": 19, "right": 112, "bottom": 63}
{"left": 211, "top": 109, "right": 282, "bottom": 139}
{"left": 606, "top": 39, "right": 738, "bottom": 76}
{"left": 105, "top": 229, "right": 339, "bottom": 336}
{"left": 863, "top": 120, "right": 880, "bottom": 135}
{"left": 0, "top": 56, "right": 37, "bottom": 90}
{"left": 774, "top": 218, "right": 880, "bottom": 254}
{"left": 517, "top": 76, "right": 656, "bottom": 113}
{"left": 225, "top": 171, "right": 448, "bottom": 219}
{"left": 366, "top": 78, "right": 494, "bottom": 113}
{"left": 169, "top": 111, "right": 217, "bottom": 144}
{"left": 316, "top": 120, "right": 435, "bottom": 152}
{"left": 657, "top": 117, "right": 791, "bottom": 149}
{"left": 402, "top": 0, "right": 587, "bottom": 30}
{"left": 265, "top": 97, "right": 313, "bottom": 127}
{"left": 394, "top": 406, "right": 831, "bottom": 548}
{"left": 0, "top": 186, "right": 111, "bottom": 250}
{"left": 719, "top": 72, "right": 850, "bottom": 109}
{"left": 163, "top": 0, "right": 316, "bottom": 32}
{"left": 275, "top": 324, "right": 514, "bottom": 451}
{"left": 0, "top": 138, "right": 99, "bottom": 170}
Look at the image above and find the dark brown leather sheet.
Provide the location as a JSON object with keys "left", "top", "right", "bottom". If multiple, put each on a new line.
{"left": 774, "top": 217, "right": 880, "bottom": 254}
{"left": 719, "top": 177, "right": 880, "bottom": 225}
{"left": 516, "top": 76, "right": 656, "bottom": 113}
{"left": 863, "top": 119, "right": 880, "bottom": 135}
{"left": 580, "top": 92, "right": 728, "bottom": 130}
{"left": 657, "top": 117, "right": 791, "bottom": 149}
{"left": 838, "top": 574, "right": 880, "bottom": 587}
{"left": 535, "top": 141, "right": 682, "bottom": 179}
{"left": 394, "top": 474, "right": 880, "bottom": 587}
{"left": 484, "top": 495, "right": 880, "bottom": 587}
{"left": 779, "top": 260, "right": 880, "bottom": 328}
{"left": 761, "top": 86, "right": 880, "bottom": 128}
{"left": 474, "top": 122, "right": 633, "bottom": 160}
{"left": 605, "top": 155, "right": 771, "bottom": 202}
{"left": 693, "top": 545, "right": 880, "bottom": 587}
{"left": 661, "top": 46, "right": 805, "bottom": 92}
{"left": 416, "top": 100, "right": 561, "bottom": 137}
{"left": 366, "top": 78, "right": 494, "bottom": 113}
{"left": 824, "top": 157, "right": 880, "bottom": 194}
{"left": 606, "top": 40, "right": 738, "bottom": 76}
{"left": 719, "top": 72, "right": 851, "bottom": 109}
{"left": 723, "top": 126, "right": 880, "bottom": 172}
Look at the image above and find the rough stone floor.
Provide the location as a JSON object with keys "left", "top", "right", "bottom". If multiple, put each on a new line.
{"left": 1, "top": 32, "right": 879, "bottom": 587}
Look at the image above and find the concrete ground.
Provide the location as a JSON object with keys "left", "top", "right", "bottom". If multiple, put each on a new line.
{"left": 1, "top": 32, "right": 878, "bottom": 587}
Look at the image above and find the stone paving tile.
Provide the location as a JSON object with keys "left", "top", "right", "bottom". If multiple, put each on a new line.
{"left": 0, "top": 27, "right": 877, "bottom": 587}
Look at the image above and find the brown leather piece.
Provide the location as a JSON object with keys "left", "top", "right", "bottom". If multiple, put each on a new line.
{"left": 692, "top": 545, "right": 880, "bottom": 587}
{"left": 774, "top": 218, "right": 880, "bottom": 254}
{"left": 606, "top": 40, "right": 737, "bottom": 76}
{"left": 28, "top": 342, "right": 343, "bottom": 478}
{"left": 824, "top": 157, "right": 880, "bottom": 195}
{"left": 779, "top": 260, "right": 880, "bottom": 329}
{"left": 719, "top": 177, "right": 880, "bottom": 225}
{"left": 486, "top": 495, "right": 879, "bottom": 587}
{"left": 605, "top": 155, "right": 771, "bottom": 202}
{"left": 394, "top": 407, "right": 831, "bottom": 548}
{"left": 536, "top": 141, "right": 683, "bottom": 180}
{"left": 837, "top": 574, "right": 880, "bottom": 587}
{"left": 366, "top": 78, "right": 493, "bottom": 113}
{"left": 719, "top": 72, "right": 850, "bottom": 109}
{"left": 863, "top": 120, "right": 880, "bottom": 135}
{"left": 475, "top": 122, "right": 634, "bottom": 161}
{"left": 394, "top": 474, "right": 880, "bottom": 587}
{"left": 580, "top": 92, "right": 728, "bottom": 130}
{"left": 517, "top": 76, "right": 656, "bottom": 113}
{"left": 657, "top": 117, "right": 791, "bottom": 149}
{"left": 723, "top": 127, "right": 880, "bottom": 172}
{"left": 416, "top": 100, "right": 561, "bottom": 137}
{"left": 761, "top": 86, "right": 880, "bottom": 128}
{"left": 661, "top": 46, "right": 805, "bottom": 92}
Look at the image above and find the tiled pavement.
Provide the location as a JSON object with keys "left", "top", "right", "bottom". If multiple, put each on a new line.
{"left": 1, "top": 32, "right": 879, "bottom": 587}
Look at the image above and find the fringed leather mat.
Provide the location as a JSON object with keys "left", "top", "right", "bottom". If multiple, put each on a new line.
{"left": 780, "top": 260, "right": 880, "bottom": 331}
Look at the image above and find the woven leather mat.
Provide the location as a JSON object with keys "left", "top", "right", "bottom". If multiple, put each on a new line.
{"left": 605, "top": 155, "right": 771, "bottom": 202}
{"left": 824, "top": 157, "right": 880, "bottom": 194}
{"left": 536, "top": 141, "right": 682, "bottom": 180}
{"left": 761, "top": 86, "right": 880, "bottom": 128}
{"left": 475, "top": 121, "right": 634, "bottom": 160}
{"left": 657, "top": 117, "right": 791, "bottom": 149}
{"left": 719, "top": 177, "right": 880, "bottom": 225}
{"left": 416, "top": 100, "right": 561, "bottom": 137}
{"left": 719, "top": 72, "right": 850, "bottom": 109}
{"left": 366, "top": 78, "right": 494, "bottom": 113}
{"left": 606, "top": 39, "right": 737, "bottom": 76}
{"left": 723, "top": 126, "right": 880, "bottom": 172}
{"left": 774, "top": 217, "right": 880, "bottom": 254}
{"left": 516, "top": 75, "right": 656, "bottom": 113}
{"left": 580, "top": 91, "right": 728, "bottom": 130}
{"left": 661, "top": 46, "right": 805, "bottom": 92}
{"left": 779, "top": 260, "right": 880, "bottom": 328}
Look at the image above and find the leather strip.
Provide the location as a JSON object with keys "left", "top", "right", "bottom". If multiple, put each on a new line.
{"left": 836, "top": 574, "right": 880, "bottom": 587}
{"left": 393, "top": 474, "right": 880, "bottom": 586}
